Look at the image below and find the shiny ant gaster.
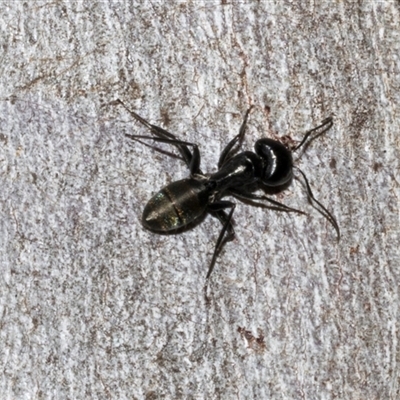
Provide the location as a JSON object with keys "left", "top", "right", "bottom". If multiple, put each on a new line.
{"left": 113, "top": 100, "right": 339, "bottom": 280}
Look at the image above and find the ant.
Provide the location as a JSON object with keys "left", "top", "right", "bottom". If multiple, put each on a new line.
{"left": 112, "top": 100, "right": 339, "bottom": 280}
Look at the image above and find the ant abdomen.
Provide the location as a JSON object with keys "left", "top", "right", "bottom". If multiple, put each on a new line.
{"left": 142, "top": 178, "right": 210, "bottom": 232}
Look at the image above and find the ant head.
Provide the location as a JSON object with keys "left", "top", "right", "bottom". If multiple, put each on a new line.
{"left": 255, "top": 138, "right": 293, "bottom": 186}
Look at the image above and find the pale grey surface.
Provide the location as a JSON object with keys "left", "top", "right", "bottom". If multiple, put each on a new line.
{"left": 1, "top": 2, "right": 400, "bottom": 399}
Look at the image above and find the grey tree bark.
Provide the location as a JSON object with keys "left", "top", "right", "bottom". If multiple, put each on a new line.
{"left": 1, "top": 2, "right": 399, "bottom": 399}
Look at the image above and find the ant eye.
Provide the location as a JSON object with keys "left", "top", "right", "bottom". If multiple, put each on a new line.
{"left": 254, "top": 139, "right": 293, "bottom": 186}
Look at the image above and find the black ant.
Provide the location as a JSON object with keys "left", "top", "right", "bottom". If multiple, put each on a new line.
{"left": 112, "top": 100, "right": 339, "bottom": 280}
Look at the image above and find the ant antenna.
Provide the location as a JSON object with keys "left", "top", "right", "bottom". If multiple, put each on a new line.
{"left": 292, "top": 116, "right": 340, "bottom": 240}
{"left": 292, "top": 117, "right": 333, "bottom": 152}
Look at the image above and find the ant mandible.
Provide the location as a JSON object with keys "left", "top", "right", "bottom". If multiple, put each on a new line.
{"left": 112, "top": 100, "right": 339, "bottom": 280}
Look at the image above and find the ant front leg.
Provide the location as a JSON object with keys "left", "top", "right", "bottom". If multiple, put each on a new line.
{"left": 230, "top": 188, "right": 306, "bottom": 215}
{"left": 112, "top": 99, "right": 198, "bottom": 173}
{"left": 295, "top": 167, "right": 340, "bottom": 240}
{"left": 218, "top": 106, "right": 253, "bottom": 168}
{"left": 206, "top": 201, "right": 236, "bottom": 279}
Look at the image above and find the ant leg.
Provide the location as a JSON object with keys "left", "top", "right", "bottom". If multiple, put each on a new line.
{"left": 230, "top": 188, "right": 306, "bottom": 215}
{"left": 206, "top": 201, "right": 236, "bottom": 279}
{"left": 112, "top": 99, "right": 197, "bottom": 172}
{"left": 218, "top": 106, "right": 253, "bottom": 168}
{"left": 293, "top": 117, "right": 333, "bottom": 152}
{"left": 125, "top": 134, "right": 201, "bottom": 176}
{"left": 295, "top": 167, "right": 340, "bottom": 240}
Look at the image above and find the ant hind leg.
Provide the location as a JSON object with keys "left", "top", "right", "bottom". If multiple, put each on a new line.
{"left": 112, "top": 99, "right": 197, "bottom": 172}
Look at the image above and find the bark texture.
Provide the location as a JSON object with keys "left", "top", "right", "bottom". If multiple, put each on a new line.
{"left": 1, "top": 2, "right": 399, "bottom": 399}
